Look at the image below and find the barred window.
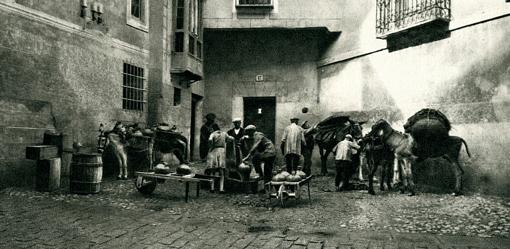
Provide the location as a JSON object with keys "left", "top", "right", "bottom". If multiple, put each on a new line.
{"left": 122, "top": 63, "right": 145, "bottom": 111}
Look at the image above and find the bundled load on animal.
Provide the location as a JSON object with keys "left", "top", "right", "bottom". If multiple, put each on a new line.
{"left": 314, "top": 115, "right": 353, "bottom": 145}
{"left": 403, "top": 108, "right": 451, "bottom": 158}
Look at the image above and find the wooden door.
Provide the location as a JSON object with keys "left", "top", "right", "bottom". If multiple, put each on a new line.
{"left": 243, "top": 97, "right": 276, "bottom": 142}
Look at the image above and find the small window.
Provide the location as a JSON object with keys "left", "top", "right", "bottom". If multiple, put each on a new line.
{"left": 236, "top": 0, "right": 273, "bottom": 7}
{"left": 127, "top": 0, "right": 149, "bottom": 32}
{"left": 176, "top": 0, "right": 185, "bottom": 29}
{"left": 131, "top": 0, "right": 142, "bottom": 18}
{"left": 175, "top": 32, "right": 184, "bottom": 52}
{"left": 122, "top": 63, "right": 146, "bottom": 111}
{"left": 173, "top": 87, "right": 182, "bottom": 106}
{"left": 189, "top": 35, "right": 195, "bottom": 55}
{"left": 197, "top": 41, "right": 202, "bottom": 59}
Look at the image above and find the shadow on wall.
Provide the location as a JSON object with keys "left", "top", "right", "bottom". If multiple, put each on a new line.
{"left": 387, "top": 21, "right": 451, "bottom": 52}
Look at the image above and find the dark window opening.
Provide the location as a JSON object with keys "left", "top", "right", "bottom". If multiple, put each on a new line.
{"left": 175, "top": 32, "right": 184, "bottom": 52}
{"left": 173, "top": 87, "right": 182, "bottom": 106}
{"left": 189, "top": 35, "right": 195, "bottom": 55}
{"left": 122, "top": 63, "right": 145, "bottom": 111}
{"left": 196, "top": 41, "right": 202, "bottom": 59}
{"left": 131, "top": 0, "right": 142, "bottom": 18}
{"left": 238, "top": 0, "right": 272, "bottom": 4}
{"left": 176, "top": 0, "right": 185, "bottom": 29}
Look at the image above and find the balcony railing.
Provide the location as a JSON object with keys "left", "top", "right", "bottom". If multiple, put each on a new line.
{"left": 376, "top": 0, "right": 451, "bottom": 38}
{"left": 236, "top": 0, "right": 273, "bottom": 8}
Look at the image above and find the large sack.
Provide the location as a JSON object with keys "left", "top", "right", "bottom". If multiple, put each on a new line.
{"left": 404, "top": 109, "right": 451, "bottom": 158}
{"left": 404, "top": 108, "right": 451, "bottom": 134}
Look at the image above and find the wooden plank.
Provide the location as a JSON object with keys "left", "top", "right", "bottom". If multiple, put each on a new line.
{"left": 135, "top": 171, "right": 212, "bottom": 183}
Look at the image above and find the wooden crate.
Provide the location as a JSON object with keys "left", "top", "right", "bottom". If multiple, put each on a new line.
{"left": 26, "top": 145, "right": 59, "bottom": 160}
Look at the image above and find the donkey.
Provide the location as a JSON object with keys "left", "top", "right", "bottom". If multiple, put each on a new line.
{"left": 360, "top": 134, "right": 395, "bottom": 195}
{"left": 369, "top": 119, "right": 471, "bottom": 196}
{"left": 314, "top": 115, "right": 364, "bottom": 175}
{"left": 105, "top": 122, "right": 129, "bottom": 180}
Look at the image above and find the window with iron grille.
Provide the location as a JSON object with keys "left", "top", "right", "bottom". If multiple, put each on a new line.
{"left": 376, "top": 0, "right": 450, "bottom": 38}
{"left": 122, "top": 63, "right": 145, "bottom": 111}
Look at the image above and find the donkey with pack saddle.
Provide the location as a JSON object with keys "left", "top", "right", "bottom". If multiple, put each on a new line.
{"left": 368, "top": 109, "right": 471, "bottom": 196}
{"left": 313, "top": 115, "right": 365, "bottom": 176}
{"left": 360, "top": 132, "right": 395, "bottom": 195}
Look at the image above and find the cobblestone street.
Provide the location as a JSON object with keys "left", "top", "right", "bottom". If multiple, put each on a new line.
{"left": 1, "top": 174, "right": 509, "bottom": 249}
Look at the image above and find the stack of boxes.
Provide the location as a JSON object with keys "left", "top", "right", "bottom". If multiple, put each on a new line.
{"left": 25, "top": 133, "right": 63, "bottom": 192}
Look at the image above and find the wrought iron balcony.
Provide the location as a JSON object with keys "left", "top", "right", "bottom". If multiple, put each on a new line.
{"left": 236, "top": 0, "right": 273, "bottom": 8}
{"left": 376, "top": 0, "right": 451, "bottom": 39}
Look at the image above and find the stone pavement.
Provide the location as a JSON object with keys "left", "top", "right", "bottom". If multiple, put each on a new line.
{"left": 1, "top": 178, "right": 509, "bottom": 249}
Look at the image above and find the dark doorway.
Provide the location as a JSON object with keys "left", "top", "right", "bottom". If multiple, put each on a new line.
{"left": 190, "top": 94, "right": 203, "bottom": 161}
{"left": 243, "top": 97, "right": 276, "bottom": 142}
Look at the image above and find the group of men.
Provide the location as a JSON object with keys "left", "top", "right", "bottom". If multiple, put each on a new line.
{"left": 199, "top": 114, "right": 315, "bottom": 186}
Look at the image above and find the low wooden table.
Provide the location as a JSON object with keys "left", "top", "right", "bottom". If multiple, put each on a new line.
{"left": 134, "top": 171, "right": 214, "bottom": 202}
{"left": 266, "top": 175, "right": 313, "bottom": 207}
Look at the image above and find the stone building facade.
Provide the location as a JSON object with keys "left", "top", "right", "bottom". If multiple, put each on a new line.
{"left": 1, "top": 0, "right": 509, "bottom": 196}
{"left": 0, "top": 0, "right": 205, "bottom": 187}
{"left": 203, "top": 0, "right": 510, "bottom": 196}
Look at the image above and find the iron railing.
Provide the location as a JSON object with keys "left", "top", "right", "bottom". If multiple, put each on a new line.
{"left": 236, "top": 0, "right": 273, "bottom": 7}
{"left": 376, "top": 0, "right": 451, "bottom": 38}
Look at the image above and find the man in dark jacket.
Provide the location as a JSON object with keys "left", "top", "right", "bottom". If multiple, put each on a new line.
{"left": 227, "top": 118, "right": 245, "bottom": 165}
{"left": 200, "top": 113, "right": 219, "bottom": 160}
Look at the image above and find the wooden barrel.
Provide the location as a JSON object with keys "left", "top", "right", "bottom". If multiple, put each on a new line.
{"left": 70, "top": 153, "right": 103, "bottom": 194}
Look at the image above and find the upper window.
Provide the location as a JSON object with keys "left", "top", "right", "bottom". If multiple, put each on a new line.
{"left": 127, "top": 0, "right": 149, "bottom": 32}
{"left": 236, "top": 0, "right": 273, "bottom": 8}
{"left": 173, "top": 0, "right": 203, "bottom": 59}
{"left": 122, "top": 63, "right": 146, "bottom": 111}
{"left": 131, "top": 0, "right": 142, "bottom": 18}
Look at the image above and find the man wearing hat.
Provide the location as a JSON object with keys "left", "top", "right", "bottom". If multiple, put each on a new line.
{"left": 241, "top": 125, "right": 276, "bottom": 183}
{"left": 332, "top": 134, "right": 360, "bottom": 191}
{"left": 200, "top": 113, "right": 220, "bottom": 160}
{"left": 227, "top": 118, "right": 245, "bottom": 166}
{"left": 281, "top": 117, "right": 306, "bottom": 173}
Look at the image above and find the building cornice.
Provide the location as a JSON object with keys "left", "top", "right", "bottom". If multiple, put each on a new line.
{"left": 0, "top": 1, "right": 149, "bottom": 56}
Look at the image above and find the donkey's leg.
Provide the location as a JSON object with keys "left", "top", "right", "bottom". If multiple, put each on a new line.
{"left": 451, "top": 158, "right": 464, "bottom": 196}
{"left": 385, "top": 161, "right": 393, "bottom": 190}
{"left": 358, "top": 153, "right": 365, "bottom": 181}
{"left": 443, "top": 155, "right": 464, "bottom": 196}
{"left": 380, "top": 161, "right": 386, "bottom": 191}
{"left": 392, "top": 157, "right": 400, "bottom": 186}
{"left": 114, "top": 152, "right": 123, "bottom": 179}
{"left": 452, "top": 161, "right": 463, "bottom": 196}
{"left": 403, "top": 159, "right": 415, "bottom": 196}
{"left": 319, "top": 146, "right": 329, "bottom": 176}
{"left": 120, "top": 150, "right": 128, "bottom": 179}
{"left": 368, "top": 161, "right": 377, "bottom": 195}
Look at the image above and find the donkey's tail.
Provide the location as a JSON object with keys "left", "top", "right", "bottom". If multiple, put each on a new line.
{"left": 461, "top": 138, "right": 471, "bottom": 158}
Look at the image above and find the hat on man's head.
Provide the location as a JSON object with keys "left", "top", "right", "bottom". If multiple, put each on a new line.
{"left": 232, "top": 118, "right": 242, "bottom": 123}
{"left": 345, "top": 134, "right": 353, "bottom": 139}
{"left": 205, "top": 113, "right": 216, "bottom": 120}
{"left": 290, "top": 117, "right": 299, "bottom": 121}
{"left": 244, "top": 125, "right": 256, "bottom": 131}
